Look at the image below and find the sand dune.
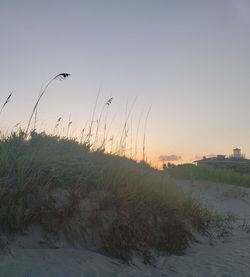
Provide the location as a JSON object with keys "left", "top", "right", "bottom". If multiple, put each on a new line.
{"left": 1, "top": 180, "right": 250, "bottom": 276}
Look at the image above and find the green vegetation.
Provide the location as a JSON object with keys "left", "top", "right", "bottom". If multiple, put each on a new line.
{"left": 0, "top": 131, "right": 222, "bottom": 263}
{"left": 166, "top": 164, "right": 250, "bottom": 187}
{"left": 0, "top": 74, "right": 234, "bottom": 263}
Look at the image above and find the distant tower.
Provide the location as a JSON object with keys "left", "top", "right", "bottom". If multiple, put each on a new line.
{"left": 233, "top": 148, "right": 241, "bottom": 159}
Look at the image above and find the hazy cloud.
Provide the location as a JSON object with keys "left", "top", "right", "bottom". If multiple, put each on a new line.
{"left": 159, "top": 154, "right": 182, "bottom": 162}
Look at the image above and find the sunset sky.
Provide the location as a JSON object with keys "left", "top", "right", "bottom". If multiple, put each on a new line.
{"left": 0, "top": 0, "right": 250, "bottom": 166}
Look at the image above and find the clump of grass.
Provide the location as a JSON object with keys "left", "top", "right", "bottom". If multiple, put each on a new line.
{"left": 206, "top": 212, "right": 236, "bottom": 242}
{"left": 0, "top": 132, "right": 224, "bottom": 263}
{"left": 97, "top": 188, "right": 202, "bottom": 263}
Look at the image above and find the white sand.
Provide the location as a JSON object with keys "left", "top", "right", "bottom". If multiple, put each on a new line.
{"left": 1, "top": 180, "right": 250, "bottom": 276}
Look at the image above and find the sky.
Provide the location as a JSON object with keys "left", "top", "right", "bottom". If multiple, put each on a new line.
{"left": 0, "top": 0, "right": 250, "bottom": 166}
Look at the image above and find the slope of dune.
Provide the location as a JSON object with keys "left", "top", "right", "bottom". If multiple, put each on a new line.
{"left": 1, "top": 179, "right": 250, "bottom": 276}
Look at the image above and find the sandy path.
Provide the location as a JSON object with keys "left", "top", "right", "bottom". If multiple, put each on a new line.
{"left": 1, "top": 180, "right": 250, "bottom": 276}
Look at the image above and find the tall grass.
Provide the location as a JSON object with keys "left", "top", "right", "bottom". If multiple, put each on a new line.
{"left": 93, "top": 97, "right": 113, "bottom": 149}
{"left": 0, "top": 76, "right": 231, "bottom": 263}
{"left": 134, "top": 111, "right": 143, "bottom": 160}
{"left": 167, "top": 164, "right": 250, "bottom": 187}
{"left": 142, "top": 105, "right": 151, "bottom": 162}
{"left": 0, "top": 92, "right": 12, "bottom": 116}
{"left": 86, "top": 88, "right": 100, "bottom": 146}
{"left": 1, "top": 76, "right": 149, "bottom": 162}
{"left": 0, "top": 132, "right": 221, "bottom": 262}
{"left": 25, "top": 73, "right": 70, "bottom": 136}
{"left": 118, "top": 98, "right": 137, "bottom": 156}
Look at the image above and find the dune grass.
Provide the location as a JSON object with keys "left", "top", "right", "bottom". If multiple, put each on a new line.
{"left": 166, "top": 164, "right": 250, "bottom": 188}
{"left": 0, "top": 74, "right": 233, "bottom": 263}
{"left": 0, "top": 131, "right": 223, "bottom": 263}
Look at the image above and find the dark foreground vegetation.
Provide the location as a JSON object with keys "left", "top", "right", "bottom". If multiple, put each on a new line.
{"left": 167, "top": 164, "right": 250, "bottom": 188}
{"left": 0, "top": 74, "right": 235, "bottom": 263}
{"left": 0, "top": 131, "right": 227, "bottom": 263}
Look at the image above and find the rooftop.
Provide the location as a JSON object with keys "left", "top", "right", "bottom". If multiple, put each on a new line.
{"left": 194, "top": 148, "right": 248, "bottom": 164}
